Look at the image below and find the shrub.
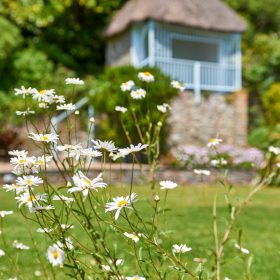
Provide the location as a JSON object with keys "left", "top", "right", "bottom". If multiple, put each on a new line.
{"left": 174, "top": 144, "right": 264, "bottom": 169}
{"left": 262, "top": 83, "right": 280, "bottom": 126}
{"left": 90, "top": 66, "right": 178, "bottom": 153}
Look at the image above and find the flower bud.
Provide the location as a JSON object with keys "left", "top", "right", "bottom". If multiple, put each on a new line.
{"left": 90, "top": 117, "right": 95, "bottom": 123}
{"left": 154, "top": 194, "right": 160, "bottom": 202}
{"left": 75, "top": 110, "right": 80, "bottom": 115}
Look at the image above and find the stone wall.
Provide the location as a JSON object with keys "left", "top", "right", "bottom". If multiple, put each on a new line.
{"left": 168, "top": 90, "right": 248, "bottom": 148}
{"left": 105, "top": 31, "right": 131, "bottom": 66}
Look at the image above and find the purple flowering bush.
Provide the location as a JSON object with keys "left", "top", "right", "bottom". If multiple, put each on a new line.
{"left": 175, "top": 144, "right": 264, "bottom": 169}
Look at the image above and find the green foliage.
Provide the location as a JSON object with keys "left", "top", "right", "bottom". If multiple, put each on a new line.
{"left": 0, "top": 0, "right": 127, "bottom": 74}
{"left": 249, "top": 124, "right": 280, "bottom": 150}
{"left": 224, "top": 0, "right": 280, "bottom": 34}
{"left": 13, "top": 47, "right": 54, "bottom": 87}
{"left": 262, "top": 83, "right": 280, "bottom": 125}
{"left": 0, "top": 16, "right": 22, "bottom": 64}
{"left": 243, "top": 35, "right": 280, "bottom": 89}
{"left": 91, "top": 66, "right": 177, "bottom": 150}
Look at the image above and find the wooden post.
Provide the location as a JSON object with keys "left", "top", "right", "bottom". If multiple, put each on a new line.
{"left": 194, "top": 61, "right": 201, "bottom": 103}
{"left": 148, "top": 21, "right": 156, "bottom": 67}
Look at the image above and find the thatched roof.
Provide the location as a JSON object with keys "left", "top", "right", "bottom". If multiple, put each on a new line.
{"left": 105, "top": 0, "right": 246, "bottom": 37}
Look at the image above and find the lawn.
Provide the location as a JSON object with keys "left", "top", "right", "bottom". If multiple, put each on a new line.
{"left": 0, "top": 186, "right": 279, "bottom": 279}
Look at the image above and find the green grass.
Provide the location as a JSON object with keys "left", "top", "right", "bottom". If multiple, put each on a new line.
{"left": 0, "top": 186, "right": 280, "bottom": 279}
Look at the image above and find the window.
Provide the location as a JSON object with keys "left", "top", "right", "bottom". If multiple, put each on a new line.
{"left": 172, "top": 39, "right": 219, "bottom": 63}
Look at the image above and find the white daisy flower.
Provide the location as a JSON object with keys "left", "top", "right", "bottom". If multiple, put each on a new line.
{"left": 224, "top": 277, "right": 232, "bottom": 280}
{"left": 16, "top": 108, "right": 35, "bottom": 116}
{"left": 36, "top": 227, "right": 54, "bottom": 233}
{"left": 29, "top": 132, "right": 59, "bottom": 143}
{"left": 56, "top": 103, "right": 76, "bottom": 111}
{"left": 60, "top": 224, "right": 75, "bottom": 230}
{"left": 0, "top": 211, "right": 13, "bottom": 218}
{"left": 32, "top": 89, "right": 56, "bottom": 103}
{"left": 115, "top": 259, "right": 124, "bottom": 266}
{"left": 85, "top": 149, "right": 102, "bottom": 158}
{"left": 111, "top": 152, "right": 126, "bottom": 161}
{"left": 124, "top": 232, "right": 142, "bottom": 243}
{"left": 91, "top": 139, "right": 117, "bottom": 153}
{"left": 159, "top": 180, "right": 178, "bottom": 190}
{"left": 57, "top": 144, "right": 84, "bottom": 160}
{"left": 101, "top": 258, "right": 124, "bottom": 272}
{"left": 29, "top": 205, "right": 55, "bottom": 213}
{"left": 268, "top": 146, "right": 280, "bottom": 155}
{"left": 105, "top": 193, "right": 137, "bottom": 220}
{"left": 126, "top": 276, "right": 146, "bottom": 280}
{"left": 211, "top": 158, "right": 227, "bottom": 167}
{"left": 47, "top": 244, "right": 65, "bottom": 267}
{"left": 13, "top": 240, "right": 30, "bottom": 250}
{"left": 234, "top": 244, "right": 249, "bottom": 254}
{"left": 68, "top": 171, "right": 107, "bottom": 197}
{"left": 0, "top": 249, "right": 5, "bottom": 257}
{"left": 120, "top": 80, "right": 135, "bottom": 92}
{"left": 14, "top": 86, "right": 35, "bottom": 98}
{"left": 193, "top": 169, "right": 211, "bottom": 176}
{"left": 131, "top": 88, "right": 146, "bottom": 100}
{"left": 119, "top": 143, "right": 148, "bottom": 156}
{"left": 115, "top": 106, "right": 128, "bottom": 113}
{"left": 15, "top": 192, "right": 47, "bottom": 208}
{"left": 10, "top": 155, "right": 37, "bottom": 175}
{"left": 39, "top": 102, "right": 49, "bottom": 108}
{"left": 171, "top": 80, "right": 185, "bottom": 91}
{"left": 56, "top": 237, "right": 74, "bottom": 251}
{"left": 52, "top": 195, "right": 75, "bottom": 204}
{"left": 9, "top": 150, "right": 28, "bottom": 157}
{"left": 3, "top": 183, "right": 23, "bottom": 194}
{"left": 36, "top": 155, "right": 53, "bottom": 167}
{"left": 65, "top": 77, "right": 84, "bottom": 85}
{"left": 207, "top": 138, "right": 223, "bottom": 147}
{"left": 17, "top": 175, "right": 43, "bottom": 188}
{"left": 138, "top": 72, "right": 154, "bottom": 82}
{"left": 53, "top": 95, "right": 65, "bottom": 104}
{"left": 172, "top": 244, "right": 192, "bottom": 254}
{"left": 157, "top": 103, "right": 171, "bottom": 113}
{"left": 102, "top": 264, "right": 111, "bottom": 271}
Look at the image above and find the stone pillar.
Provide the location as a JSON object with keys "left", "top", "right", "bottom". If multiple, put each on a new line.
{"left": 168, "top": 90, "right": 248, "bottom": 149}
{"left": 233, "top": 89, "right": 248, "bottom": 146}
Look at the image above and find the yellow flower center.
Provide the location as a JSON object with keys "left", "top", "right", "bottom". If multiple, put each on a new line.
{"left": 133, "top": 278, "right": 139, "bottom": 280}
{"left": 15, "top": 184, "right": 19, "bottom": 188}
{"left": 83, "top": 177, "right": 92, "bottom": 186}
{"left": 210, "top": 138, "right": 216, "bottom": 143}
{"left": 42, "top": 135, "right": 49, "bottom": 141}
{"left": 118, "top": 200, "right": 128, "bottom": 208}
{"left": 19, "top": 159, "right": 26, "bottom": 164}
{"left": 136, "top": 90, "right": 141, "bottom": 95}
{"left": 27, "top": 195, "right": 36, "bottom": 202}
{"left": 52, "top": 249, "right": 59, "bottom": 259}
{"left": 39, "top": 90, "right": 46, "bottom": 95}
{"left": 144, "top": 72, "right": 151, "bottom": 76}
{"left": 26, "top": 179, "right": 32, "bottom": 185}
{"left": 37, "top": 160, "right": 44, "bottom": 165}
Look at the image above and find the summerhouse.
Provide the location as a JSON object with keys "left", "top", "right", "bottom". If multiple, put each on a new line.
{"left": 105, "top": 0, "right": 246, "bottom": 102}
{"left": 105, "top": 0, "right": 248, "bottom": 147}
